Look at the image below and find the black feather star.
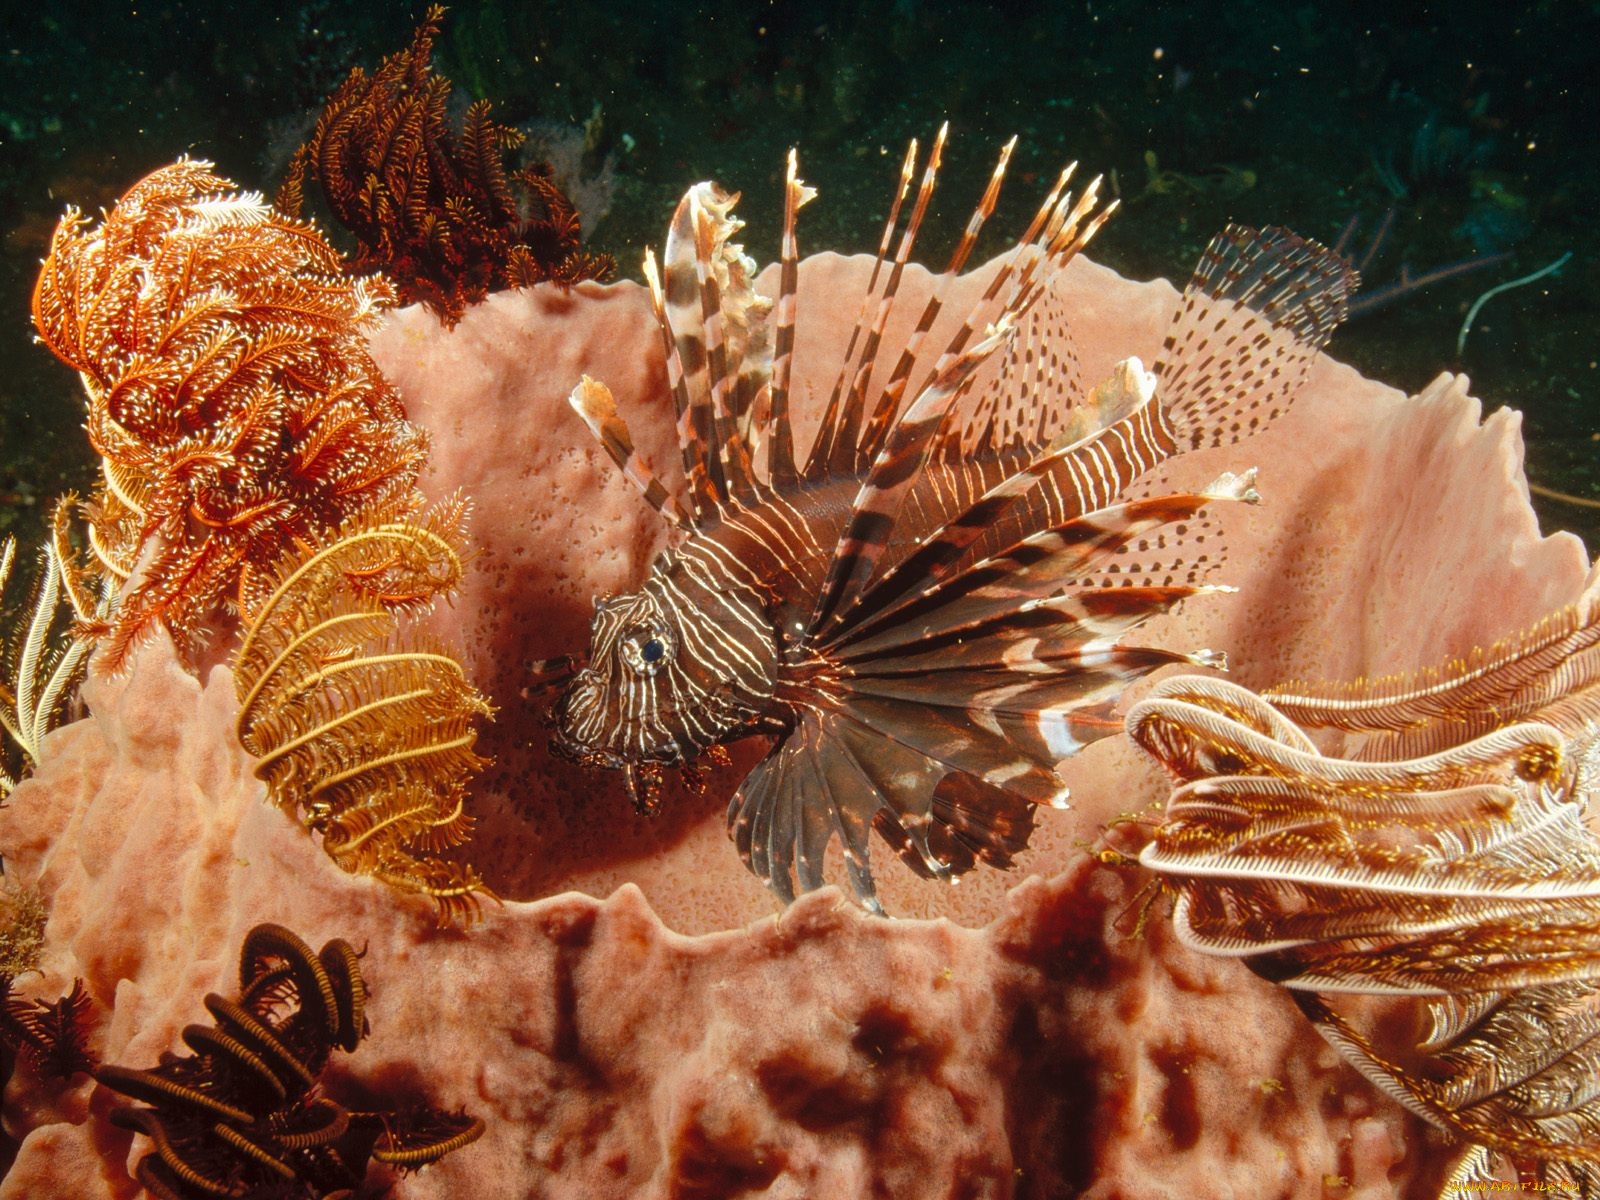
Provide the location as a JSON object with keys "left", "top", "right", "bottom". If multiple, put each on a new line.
{"left": 92, "top": 922, "right": 483, "bottom": 1199}
{"left": 546, "top": 128, "right": 1355, "bottom": 912}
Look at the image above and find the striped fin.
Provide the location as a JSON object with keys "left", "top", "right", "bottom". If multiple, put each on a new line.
{"left": 833, "top": 689, "right": 1069, "bottom": 807}
{"left": 804, "top": 317, "right": 1015, "bottom": 640}
{"left": 642, "top": 248, "right": 719, "bottom": 522}
{"left": 728, "top": 709, "right": 882, "bottom": 911}
{"left": 832, "top": 476, "right": 1256, "bottom": 660}
{"left": 920, "top": 174, "right": 1116, "bottom": 463}
{"left": 661, "top": 191, "right": 726, "bottom": 499}
{"left": 1158, "top": 223, "right": 1355, "bottom": 451}
{"left": 804, "top": 139, "right": 919, "bottom": 480}
{"left": 858, "top": 135, "right": 1017, "bottom": 465}
{"left": 804, "top": 172, "right": 1119, "bottom": 641}
{"left": 825, "top": 360, "right": 1171, "bottom": 642}
{"left": 833, "top": 711, "right": 1037, "bottom": 880}
{"left": 690, "top": 199, "right": 761, "bottom": 505}
{"left": 767, "top": 149, "right": 817, "bottom": 491}
{"left": 826, "top": 122, "right": 949, "bottom": 479}
{"left": 567, "top": 376, "right": 688, "bottom": 529}
{"left": 726, "top": 706, "right": 1043, "bottom": 909}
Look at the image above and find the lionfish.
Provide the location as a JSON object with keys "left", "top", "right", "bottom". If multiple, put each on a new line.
{"left": 544, "top": 127, "right": 1353, "bottom": 911}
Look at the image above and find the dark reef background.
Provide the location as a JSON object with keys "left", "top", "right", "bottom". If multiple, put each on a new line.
{"left": 2, "top": 0, "right": 1595, "bottom": 546}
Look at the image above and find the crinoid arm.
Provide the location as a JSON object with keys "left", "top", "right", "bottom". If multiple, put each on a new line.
{"left": 1128, "top": 602, "right": 1600, "bottom": 1190}
{"left": 95, "top": 922, "right": 482, "bottom": 1196}
{"left": 1266, "top": 580, "right": 1600, "bottom": 761}
{"left": 232, "top": 498, "right": 496, "bottom": 925}
{"left": 0, "top": 505, "right": 112, "bottom": 797}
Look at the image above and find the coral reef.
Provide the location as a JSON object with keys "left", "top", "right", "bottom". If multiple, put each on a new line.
{"left": 31, "top": 160, "right": 427, "bottom": 673}
{"left": 278, "top": 5, "right": 615, "bottom": 329}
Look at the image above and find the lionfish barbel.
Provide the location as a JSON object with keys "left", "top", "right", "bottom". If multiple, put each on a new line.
{"left": 545, "top": 127, "right": 1354, "bottom": 912}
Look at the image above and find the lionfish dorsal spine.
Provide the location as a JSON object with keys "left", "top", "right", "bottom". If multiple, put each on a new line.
{"left": 857, "top": 134, "right": 1018, "bottom": 467}
{"left": 835, "top": 123, "right": 952, "bottom": 481}
{"left": 766, "top": 148, "right": 816, "bottom": 492}
{"left": 804, "top": 314, "right": 1020, "bottom": 639}
{"left": 912, "top": 166, "right": 1094, "bottom": 453}
{"left": 803, "top": 136, "right": 924, "bottom": 482}
{"left": 641, "top": 249, "right": 720, "bottom": 523}
{"left": 567, "top": 376, "right": 689, "bottom": 529}
{"left": 803, "top": 172, "right": 1118, "bottom": 643}
{"left": 687, "top": 201, "right": 762, "bottom": 507}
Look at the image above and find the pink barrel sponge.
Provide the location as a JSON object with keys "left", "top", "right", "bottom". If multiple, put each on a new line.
{"left": 0, "top": 241, "right": 1590, "bottom": 1197}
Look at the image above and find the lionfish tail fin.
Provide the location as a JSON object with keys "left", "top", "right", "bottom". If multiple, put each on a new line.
{"left": 1157, "top": 223, "right": 1356, "bottom": 452}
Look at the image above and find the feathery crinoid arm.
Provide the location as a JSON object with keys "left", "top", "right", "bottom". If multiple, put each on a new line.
{"left": 233, "top": 496, "right": 495, "bottom": 926}
{"left": 1267, "top": 582, "right": 1600, "bottom": 761}
{"left": 1128, "top": 641, "right": 1600, "bottom": 1187}
{"left": 32, "top": 158, "right": 427, "bottom": 676}
{"left": 0, "top": 501, "right": 114, "bottom": 799}
{"left": 1128, "top": 674, "right": 1600, "bottom": 993}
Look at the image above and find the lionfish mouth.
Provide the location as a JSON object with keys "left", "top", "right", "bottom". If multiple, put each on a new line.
{"left": 547, "top": 723, "right": 684, "bottom": 773}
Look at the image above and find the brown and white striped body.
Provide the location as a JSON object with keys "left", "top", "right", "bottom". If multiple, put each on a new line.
{"left": 552, "top": 132, "right": 1354, "bottom": 911}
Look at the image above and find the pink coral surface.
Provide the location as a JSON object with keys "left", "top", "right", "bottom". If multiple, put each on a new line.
{"left": 2, "top": 246, "right": 1591, "bottom": 1198}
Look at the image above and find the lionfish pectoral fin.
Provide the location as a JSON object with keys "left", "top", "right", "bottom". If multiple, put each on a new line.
{"left": 727, "top": 706, "right": 1056, "bottom": 912}
{"left": 727, "top": 716, "right": 883, "bottom": 912}
{"left": 1156, "top": 223, "right": 1355, "bottom": 452}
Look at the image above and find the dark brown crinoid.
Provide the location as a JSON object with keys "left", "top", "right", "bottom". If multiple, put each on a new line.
{"left": 93, "top": 922, "right": 483, "bottom": 1199}
{"left": 278, "top": 5, "right": 614, "bottom": 328}
{"left": 0, "top": 974, "right": 96, "bottom": 1082}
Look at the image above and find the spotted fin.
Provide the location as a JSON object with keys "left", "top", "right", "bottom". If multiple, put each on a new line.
{"left": 1157, "top": 223, "right": 1356, "bottom": 452}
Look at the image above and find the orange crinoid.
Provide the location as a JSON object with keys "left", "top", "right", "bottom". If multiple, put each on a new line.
{"left": 32, "top": 158, "right": 428, "bottom": 671}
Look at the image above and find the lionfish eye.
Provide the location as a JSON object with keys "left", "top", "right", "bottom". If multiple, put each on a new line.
{"left": 620, "top": 624, "right": 674, "bottom": 676}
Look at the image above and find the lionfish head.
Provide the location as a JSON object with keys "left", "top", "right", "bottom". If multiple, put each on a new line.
{"left": 551, "top": 587, "right": 685, "bottom": 769}
{"left": 551, "top": 550, "right": 785, "bottom": 792}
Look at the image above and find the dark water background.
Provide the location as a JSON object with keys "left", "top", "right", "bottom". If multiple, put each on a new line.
{"left": 2, "top": 0, "right": 1595, "bottom": 549}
